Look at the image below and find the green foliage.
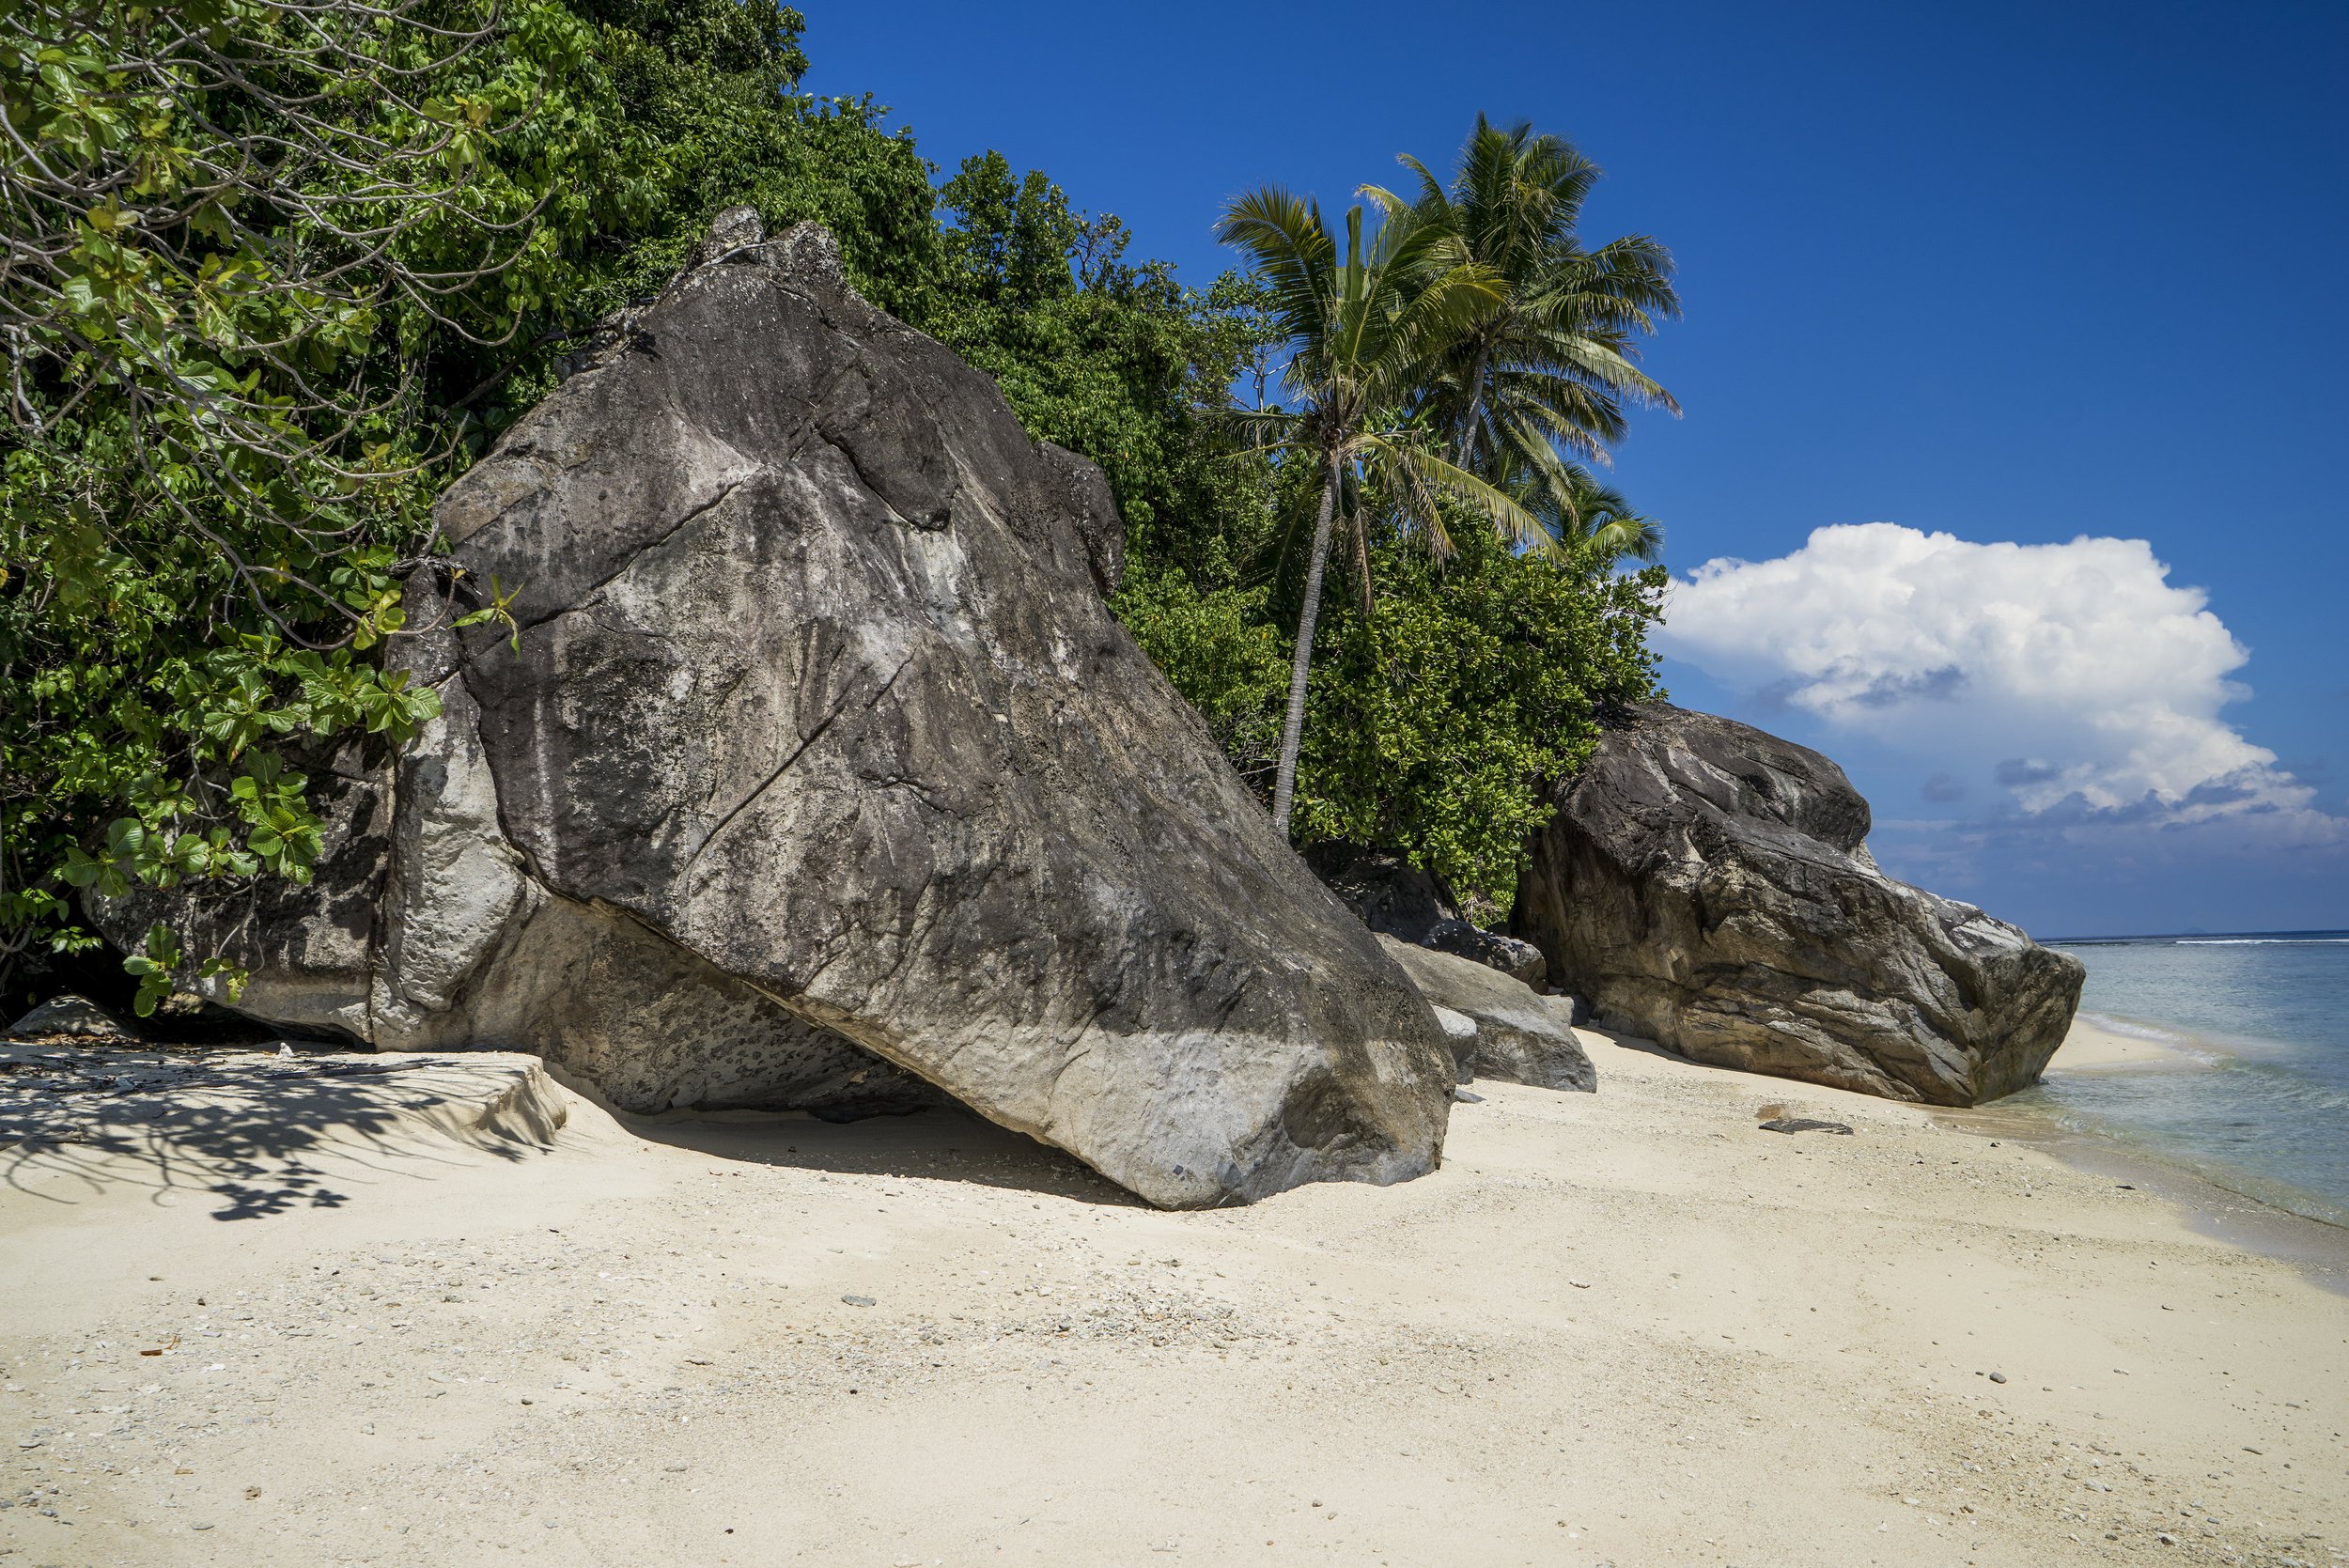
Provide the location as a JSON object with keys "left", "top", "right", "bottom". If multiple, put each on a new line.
{"left": 426, "top": 0, "right": 943, "bottom": 430}
{"left": 1293, "top": 533, "right": 1665, "bottom": 906}
{"left": 1113, "top": 567, "right": 1291, "bottom": 786}
{"left": 0, "top": 0, "right": 624, "bottom": 990}
{"left": 921, "top": 154, "right": 1275, "bottom": 556}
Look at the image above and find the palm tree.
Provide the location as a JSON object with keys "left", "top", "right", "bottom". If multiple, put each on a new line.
{"left": 1556, "top": 472, "right": 1664, "bottom": 564}
{"left": 1367, "top": 116, "right": 1680, "bottom": 481}
{"left": 1214, "top": 188, "right": 1546, "bottom": 835}
{"left": 1495, "top": 441, "right": 1666, "bottom": 565}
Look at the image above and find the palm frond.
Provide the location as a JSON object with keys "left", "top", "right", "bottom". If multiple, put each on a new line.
{"left": 1363, "top": 432, "right": 1559, "bottom": 558}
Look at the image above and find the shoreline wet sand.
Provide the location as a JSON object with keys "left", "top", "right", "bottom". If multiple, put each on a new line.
{"left": 1968, "top": 1013, "right": 2349, "bottom": 1272}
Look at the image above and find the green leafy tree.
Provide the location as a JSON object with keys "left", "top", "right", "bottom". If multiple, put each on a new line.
{"left": 1294, "top": 524, "right": 1665, "bottom": 907}
{"left": 431, "top": 1, "right": 942, "bottom": 432}
{"left": 0, "top": 0, "right": 632, "bottom": 1001}
{"left": 922, "top": 153, "right": 1276, "bottom": 565}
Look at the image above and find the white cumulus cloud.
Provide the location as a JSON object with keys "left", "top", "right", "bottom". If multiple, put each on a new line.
{"left": 1656, "top": 523, "right": 2335, "bottom": 834}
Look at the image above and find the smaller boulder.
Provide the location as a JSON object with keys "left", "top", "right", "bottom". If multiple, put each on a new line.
{"left": 1306, "top": 842, "right": 1548, "bottom": 988}
{"left": 1423, "top": 920, "right": 1548, "bottom": 989}
{"left": 1514, "top": 703, "right": 2084, "bottom": 1105}
{"left": 1377, "top": 938, "right": 1596, "bottom": 1094}
{"left": 1305, "top": 841, "right": 1452, "bottom": 939}
{"left": 5, "top": 994, "right": 131, "bottom": 1041}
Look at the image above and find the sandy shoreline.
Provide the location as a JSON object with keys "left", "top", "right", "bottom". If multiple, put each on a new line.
{"left": 4, "top": 1025, "right": 2344, "bottom": 1567}
{"left": 2044, "top": 1017, "right": 2220, "bottom": 1075}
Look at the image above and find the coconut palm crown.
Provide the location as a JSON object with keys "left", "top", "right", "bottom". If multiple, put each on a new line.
{"left": 1367, "top": 116, "right": 1681, "bottom": 491}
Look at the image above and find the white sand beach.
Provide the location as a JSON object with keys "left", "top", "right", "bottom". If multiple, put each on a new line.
{"left": 4, "top": 1024, "right": 2343, "bottom": 1567}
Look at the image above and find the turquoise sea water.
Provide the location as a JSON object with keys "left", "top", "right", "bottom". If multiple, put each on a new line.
{"left": 2017, "top": 932, "right": 2349, "bottom": 1228}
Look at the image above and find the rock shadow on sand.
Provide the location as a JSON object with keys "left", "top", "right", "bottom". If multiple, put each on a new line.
{"left": 624, "top": 1102, "right": 1145, "bottom": 1209}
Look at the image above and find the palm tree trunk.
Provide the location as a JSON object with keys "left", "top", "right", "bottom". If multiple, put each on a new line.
{"left": 1349, "top": 511, "right": 1375, "bottom": 618}
{"left": 1270, "top": 465, "right": 1340, "bottom": 836}
{"left": 1455, "top": 339, "right": 1494, "bottom": 468}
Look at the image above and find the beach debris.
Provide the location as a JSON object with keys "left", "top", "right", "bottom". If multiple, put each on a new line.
{"left": 1758, "top": 1117, "right": 1854, "bottom": 1135}
{"left": 1989, "top": 1372, "right": 2007, "bottom": 1384}
{"left": 1453, "top": 1089, "right": 1484, "bottom": 1104}
{"left": 841, "top": 1295, "right": 876, "bottom": 1308}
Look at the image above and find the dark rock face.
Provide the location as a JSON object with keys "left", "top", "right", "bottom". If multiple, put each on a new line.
{"left": 1305, "top": 842, "right": 1548, "bottom": 989}
{"left": 1513, "top": 704, "right": 2082, "bottom": 1106}
{"left": 102, "top": 214, "right": 1454, "bottom": 1208}
{"left": 1375, "top": 938, "right": 1595, "bottom": 1094}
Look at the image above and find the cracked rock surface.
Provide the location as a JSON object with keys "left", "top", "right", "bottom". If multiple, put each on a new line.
{"left": 102, "top": 213, "right": 1453, "bottom": 1209}
{"left": 1513, "top": 703, "right": 2081, "bottom": 1106}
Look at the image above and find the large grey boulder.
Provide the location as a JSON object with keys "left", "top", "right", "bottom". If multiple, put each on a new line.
{"left": 101, "top": 213, "right": 1454, "bottom": 1207}
{"left": 1376, "top": 937, "right": 1596, "bottom": 1093}
{"left": 1512, "top": 704, "right": 2081, "bottom": 1106}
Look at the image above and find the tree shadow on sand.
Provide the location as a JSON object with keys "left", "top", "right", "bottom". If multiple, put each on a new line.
{"left": 0, "top": 1040, "right": 556, "bottom": 1220}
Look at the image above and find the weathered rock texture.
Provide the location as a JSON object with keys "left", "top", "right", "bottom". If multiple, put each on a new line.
{"left": 1513, "top": 704, "right": 2082, "bottom": 1106}
{"left": 1376, "top": 938, "right": 1596, "bottom": 1093}
{"left": 1305, "top": 841, "right": 1548, "bottom": 988}
{"left": 103, "top": 214, "right": 1455, "bottom": 1207}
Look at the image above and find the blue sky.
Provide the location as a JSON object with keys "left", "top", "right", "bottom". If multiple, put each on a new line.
{"left": 802, "top": 0, "right": 2348, "bottom": 938}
